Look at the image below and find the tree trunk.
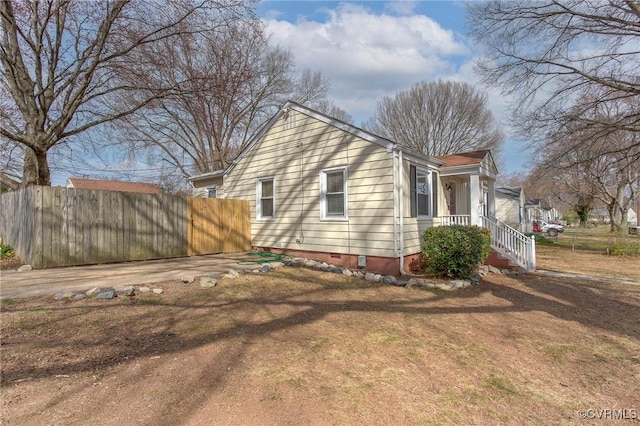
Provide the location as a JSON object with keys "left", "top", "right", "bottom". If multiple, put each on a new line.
{"left": 21, "top": 146, "right": 51, "bottom": 187}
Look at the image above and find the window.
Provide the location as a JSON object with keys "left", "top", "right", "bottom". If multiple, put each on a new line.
{"left": 207, "top": 187, "right": 217, "bottom": 198}
{"left": 257, "top": 177, "right": 275, "bottom": 219}
{"left": 410, "top": 165, "right": 432, "bottom": 218}
{"left": 320, "top": 167, "right": 347, "bottom": 220}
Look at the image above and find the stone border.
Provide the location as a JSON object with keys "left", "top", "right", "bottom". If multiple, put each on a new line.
{"left": 52, "top": 256, "right": 518, "bottom": 302}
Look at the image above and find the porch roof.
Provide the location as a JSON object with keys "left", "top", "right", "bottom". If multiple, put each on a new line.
{"left": 435, "top": 150, "right": 498, "bottom": 179}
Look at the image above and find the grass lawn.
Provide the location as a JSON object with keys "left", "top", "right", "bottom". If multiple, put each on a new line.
{"left": 1, "top": 249, "right": 639, "bottom": 425}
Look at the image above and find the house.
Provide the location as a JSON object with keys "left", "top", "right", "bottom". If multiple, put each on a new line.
{"left": 190, "top": 101, "right": 534, "bottom": 275}
{"left": 66, "top": 178, "right": 164, "bottom": 195}
{"left": 495, "top": 186, "right": 526, "bottom": 231}
{"left": 189, "top": 170, "right": 224, "bottom": 198}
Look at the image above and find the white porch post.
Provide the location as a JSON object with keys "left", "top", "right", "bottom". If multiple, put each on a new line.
{"left": 470, "top": 174, "right": 481, "bottom": 226}
{"left": 487, "top": 179, "right": 496, "bottom": 219}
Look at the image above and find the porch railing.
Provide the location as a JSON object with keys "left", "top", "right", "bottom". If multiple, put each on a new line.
{"left": 482, "top": 216, "right": 536, "bottom": 272}
{"left": 441, "top": 215, "right": 471, "bottom": 226}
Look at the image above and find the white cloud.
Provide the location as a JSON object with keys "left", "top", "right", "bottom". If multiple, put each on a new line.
{"left": 263, "top": 3, "right": 468, "bottom": 122}
{"left": 384, "top": 1, "right": 419, "bottom": 16}
{"left": 262, "top": 3, "right": 531, "bottom": 174}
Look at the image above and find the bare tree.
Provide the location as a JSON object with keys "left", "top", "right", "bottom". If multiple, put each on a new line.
{"left": 114, "top": 20, "right": 335, "bottom": 178}
{"left": 363, "top": 80, "right": 504, "bottom": 156}
{"left": 0, "top": 0, "right": 252, "bottom": 186}
{"left": 467, "top": 0, "right": 640, "bottom": 165}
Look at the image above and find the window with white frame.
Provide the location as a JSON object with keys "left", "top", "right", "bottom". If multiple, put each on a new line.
{"left": 320, "top": 167, "right": 347, "bottom": 220}
{"left": 257, "top": 177, "right": 275, "bottom": 219}
{"left": 410, "top": 165, "right": 432, "bottom": 218}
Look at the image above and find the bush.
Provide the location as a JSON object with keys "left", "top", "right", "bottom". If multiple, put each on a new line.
{"left": 0, "top": 238, "right": 14, "bottom": 259}
{"left": 421, "top": 225, "right": 491, "bottom": 279}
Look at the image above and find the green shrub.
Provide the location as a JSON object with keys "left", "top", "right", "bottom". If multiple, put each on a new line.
{"left": 0, "top": 238, "right": 14, "bottom": 259}
{"left": 421, "top": 225, "right": 491, "bottom": 279}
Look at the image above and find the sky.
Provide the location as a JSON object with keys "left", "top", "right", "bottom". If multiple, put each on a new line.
{"left": 48, "top": 0, "right": 529, "bottom": 186}
{"left": 255, "top": 0, "right": 530, "bottom": 175}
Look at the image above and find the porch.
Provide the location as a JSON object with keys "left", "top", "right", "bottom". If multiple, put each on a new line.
{"left": 439, "top": 213, "right": 536, "bottom": 272}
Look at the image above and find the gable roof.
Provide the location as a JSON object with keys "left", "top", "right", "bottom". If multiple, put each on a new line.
{"left": 496, "top": 186, "right": 523, "bottom": 199}
{"left": 67, "top": 178, "right": 164, "bottom": 194}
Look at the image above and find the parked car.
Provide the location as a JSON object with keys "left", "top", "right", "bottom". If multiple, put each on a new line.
{"left": 533, "top": 220, "right": 565, "bottom": 237}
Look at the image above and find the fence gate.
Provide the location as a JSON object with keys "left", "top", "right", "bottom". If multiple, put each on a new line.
{"left": 187, "top": 198, "right": 251, "bottom": 256}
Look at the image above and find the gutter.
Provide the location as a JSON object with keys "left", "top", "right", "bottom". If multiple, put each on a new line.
{"left": 398, "top": 150, "right": 406, "bottom": 275}
{"left": 392, "top": 149, "right": 398, "bottom": 257}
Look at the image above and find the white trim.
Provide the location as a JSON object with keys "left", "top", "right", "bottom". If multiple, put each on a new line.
{"left": 416, "top": 168, "right": 433, "bottom": 219}
{"left": 319, "top": 166, "right": 348, "bottom": 221}
{"left": 256, "top": 176, "right": 275, "bottom": 221}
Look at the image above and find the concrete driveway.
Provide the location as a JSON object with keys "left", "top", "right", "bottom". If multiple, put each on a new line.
{"left": 0, "top": 253, "right": 262, "bottom": 300}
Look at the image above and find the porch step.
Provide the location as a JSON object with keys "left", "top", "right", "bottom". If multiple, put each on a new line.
{"left": 485, "top": 250, "right": 526, "bottom": 272}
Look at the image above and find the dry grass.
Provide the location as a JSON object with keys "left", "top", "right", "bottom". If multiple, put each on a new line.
{"left": 1, "top": 257, "right": 639, "bottom": 425}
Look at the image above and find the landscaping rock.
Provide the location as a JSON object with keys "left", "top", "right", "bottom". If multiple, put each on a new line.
{"left": 478, "top": 265, "right": 489, "bottom": 277}
{"left": 435, "top": 283, "right": 452, "bottom": 290}
{"left": 353, "top": 271, "right": 365, "bottom": 279}
{"left": 259, "top": 264, "right": 271, "bottom": 273}
{"left": 422, "top": 282, "right": 436, "bottom": 289}
{"left": 73, "top": 294, "right": 87, "bottom": 301}
{"left": 373, "top": 274, "right": 382, "bottom": 282}
{"left": 268, "top": 262, "right": 284, "bottom": 269}
{"left": 470, "top": 274, "right": 482, "bottom": 283}
{"left": 488, "top": 265, "right": 502, "bottom": 275}
{"left": 54, "top": 291, "right": 75, "bottom": 301}
{"left": 200, "top": 276, "right": 218, "bottom": 288}
{"left": 86, "top": 287, "right": 100, "bottom": 297}
{"left": 222, "top": 269, "right": 240, "bottom": 279}
{"left": 342, "top": 268, "right": 353, "bottom": 277}
{"left": 152, "top": 288, "right": 163, "bottom": 294}
{"left": 364, "top": 272, "right": 376, "bottom": 281}
{"left": 381, "top": 275, "right": 398, "bottom": 285}
{"left": 96, "top": 288, "right": 116, "bottom": 299}
{"left": 17, "top": 265, "right": 32, "bottom": 272}
{"left": 406, "top": 278, "right": 419, "bottom": 288}
{"left": 181, "top": 275, "right": 196, "bottom": 284}
{"left": 116, "top": 286, "right": 135, "bottom": 297}
{"left": 316, "top": 262, "right": 331, "bottom": 271}
{"left": 450, "top": 280, "right": 467, "bottom": 289}
{"left": 396, "top": 280, "right": 407, "bottom": 287}
{"left": 139, "top": 286, "right": 151, "bottom": 293}
{"left": 305, "top": 259, "right": 318, "bottom": 267}
{"left": 329, "top": 267, "right": 342, "bottom": 273}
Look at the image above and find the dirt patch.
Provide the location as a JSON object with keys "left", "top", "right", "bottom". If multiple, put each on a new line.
{"left": 0, "top": 257, "right": 23, "bottom": 271}
{"left": 2, "top": 256, "right": 639, "bottom": 425}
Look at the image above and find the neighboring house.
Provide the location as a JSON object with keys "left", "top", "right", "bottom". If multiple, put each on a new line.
{"left": 189, "top": 170, "right": 224, "bottom": 198}
{"left": 495, "top": 186, "right": 526, "bottom": 231}
{"left": 0, "top": 172, "right": 20, "bottom": 192}
{"left": 628, "top": 208, "right": 638, "bottom": 225}
{"left": 589, "top": 208, "right": 610, "bottom": 224}
{"left": 190, "top": 101, "right": 517, "bottom": 275}
{"left": 66, "top": 178, "right": 164, "bottom": 194}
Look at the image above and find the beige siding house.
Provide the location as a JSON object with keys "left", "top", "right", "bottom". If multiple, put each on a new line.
{"left": 495, "top": 186, "right": 526, "bottom": 231}
{"left": 190, "top": 101, "right": 504, "bottom": 275}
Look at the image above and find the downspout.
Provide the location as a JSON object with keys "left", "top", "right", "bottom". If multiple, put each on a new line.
{"left": 392, "top": 149, "right": 398, "bottom": 258}
{"left": 398, "top": 150, "right": 406, "bottom": 275}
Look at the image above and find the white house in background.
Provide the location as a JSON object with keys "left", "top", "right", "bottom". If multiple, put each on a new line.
{"left": 495, "top": 186, "right": 526, "bottom": 231}
{"left": 190, "top": 101, "right": 536, "bottom": 274}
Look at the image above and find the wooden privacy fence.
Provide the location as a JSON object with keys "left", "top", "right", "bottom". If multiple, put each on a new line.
{"left": 0, "top": 186, "right": 251, "bottom": 269}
